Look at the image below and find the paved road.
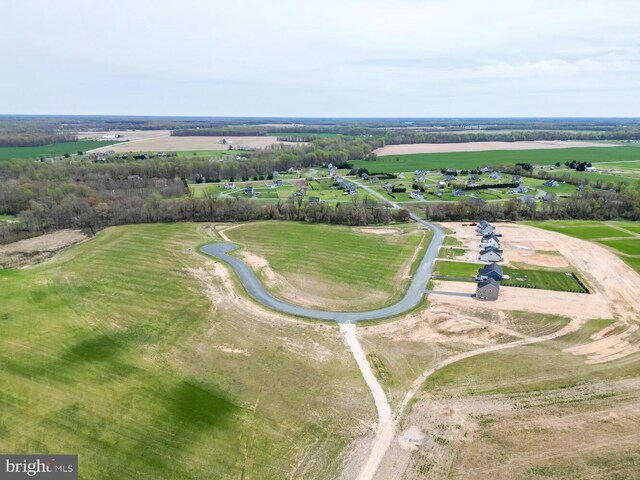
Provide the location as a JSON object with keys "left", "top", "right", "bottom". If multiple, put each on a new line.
{"left": 200, "top": 216, "right": 445, "bottom": 322}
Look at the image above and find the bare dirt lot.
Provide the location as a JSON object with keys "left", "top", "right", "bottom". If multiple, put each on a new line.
{"left": 79, "top": 130, "right": 299, "bottom": 153}
{"left": 373, "top": 140, "right": 614, "bottom": 156}
{"left": 0, "top": 230, "right": 87, "bottom": 268}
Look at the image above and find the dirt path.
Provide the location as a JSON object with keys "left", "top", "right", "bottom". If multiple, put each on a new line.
{"left": 341, "top": 323, "right": 392, "bottom": 425}
{"left": 356, "top": 320, "right": 581, "bottom": 480}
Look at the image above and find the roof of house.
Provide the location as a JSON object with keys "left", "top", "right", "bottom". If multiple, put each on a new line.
{"left": 478, "top": 263, "right": 503, "bottom": 275}
{"left": 481, "top": 234, "right": 499, "bottom": 241}
{"left": 479, "top": 246, "right": 503, "bottom": 255}
{"left": 477, "top": 278, "right": 500, "bottom": 289}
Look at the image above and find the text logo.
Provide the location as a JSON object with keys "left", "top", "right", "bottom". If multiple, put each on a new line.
{"left": 0, "top": 455, "right": 77, "bottom": 480}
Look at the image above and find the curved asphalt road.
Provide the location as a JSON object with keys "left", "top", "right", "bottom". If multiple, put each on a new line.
{"left": 200, "top": 214, "right": 445, "bottom": 322}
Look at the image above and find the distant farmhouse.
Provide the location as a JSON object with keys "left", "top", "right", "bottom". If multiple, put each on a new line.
{"left": 543, "top": 179, "right": 560, "bottom": 187}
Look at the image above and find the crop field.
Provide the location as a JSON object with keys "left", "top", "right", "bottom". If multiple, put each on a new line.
{"left": 0, "top": 223, "right": 372, "bottom": 479}
{"left": 0, "top": 140, "right": 120, "bottom": 161}
{"left": 352, "top": 146, "right": 640, "bottom": 173}
{"left": 225, "top": 221, "right": 431, "bottom": 311}
{"left": 434, "top": 260, "right": 587, "bottom": 292}
{"left": 528, "top": 221, "right": 640, "bottom": 273}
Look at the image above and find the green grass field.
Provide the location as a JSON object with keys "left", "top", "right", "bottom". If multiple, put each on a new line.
{"left": 596, "top": 238, "right": 640, "bottom": 255}
{"left": 0, "top": 214, "right": 18, "bottom": 223}
{"left": 528, "top": 221, "right": 640, "bottom": 273}
{"left": 266, "top": 132, "right": 340, "bottom": 138}
{"left": 434, "top": 260, "right": 587, "bottom": 292}
{"left": 353, "top": 146, "right": 640, "bottom": 173}
{"left": 225, "top": 222, "right": 431, "bottom": 311}
{"left": 0, "top": 223, "right": 371, "bottom": 479}
{"left": 176, "top": 150, "right": 250, "bottom": 158}
{"left": 0, "top": 141, "right": 120, "bottom": 161}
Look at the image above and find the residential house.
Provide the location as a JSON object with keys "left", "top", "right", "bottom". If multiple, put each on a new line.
{"left": 287, "top": 167, "right": 296, "bottom": 174}
{"left": 272, "top": 170, "right": 280, "bottom": 178}
{"left": 489, "top": 172, "right": 503, "bottom": 180}
{"left": 437, "top": 181, "right": 447, "bottom": 188}
{"left": 478, "top": 247, "right": 503, "bottom": 262}
{"left": 585, "top": 166, "right": 597, "bottom": 172}
{"left": 479, "top": 234, "right": 500, "bottom": 249}
{"left": 476, "top": 263, "right": 503, "bottom": 281}
{"left": 476, "top": 221, "right": 495, "bottom": 236}
{"left": 308, "top": 196, "right": 320, "bottom": 203}
{"left": 410, "top": 191, "right": 424, "bottom": 199}
{"left": 361, "top": 173, "right": 370, "bottom": 180}
{"left": 511, "top": 175, "right": 524, "bottom": 184}
{"left": 329, "top": 166, "right": 338, "bottom": 177}
{"left": 272, "top": 179, "right": 283, "bottom": 188}
{"left": 508, "top": 185, "right": 529, "bottom": 194}
{"left": 543, "top": 192, "right": 556, "bottom": 202}
{"left": 444, "top": 174, "right": 457, "bottom": 182}
{"left": 244, "top": 185, "right": 254, "bottom": 195}
{"left": 476, "top": 278, "right": 500, "bottom": 300}
{"left": 415, "top": 176, "right": 425, "bottom": 183}
{"left": 518, "top": 194, "right": 537, "bottom": 204}
{"left": 224, "top": 182, "right": 235, "bottom": 190}
{"left": 452, "top": 188, "right": 465, "bottom": 197}
{"left": 415, "top": 169, "right": 427, "bottom": 175}
{"left": 384, "top": 182, "right": 395, "bottom": 192}
{"left": 577, "top": 184, "right": 586, "bottom": 192}
{"left": 543, "top": 179, "right": 560, "bottom": 187}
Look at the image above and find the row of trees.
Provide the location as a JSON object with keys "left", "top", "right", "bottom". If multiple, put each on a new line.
{"left": 423, "top": 184, "right": 640, "bottom": 222}
{"left": 0, "top": 132, "right": 77, "bottom": 147}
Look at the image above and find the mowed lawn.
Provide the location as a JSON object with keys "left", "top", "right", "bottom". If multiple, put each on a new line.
{"left": 352, "top": 146, "right": 640, "bottom": 173}
{"left": 0, "top": 140, "right": 120, "bottom": 161}
{"left": 0, "top": 223, "right": 371, "bottom": 479}
{"left": 528, "top": 220, "right": 640, "bottom": 273}
{"left": 434, "top": 260, "right": 587, "bottom": 292}
{"left": 226, "top": 222, "right": 431, "bottom": 310}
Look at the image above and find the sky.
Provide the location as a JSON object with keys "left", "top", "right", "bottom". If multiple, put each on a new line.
{"left": 1, "top": 0, "right": 639, "bottom": 117}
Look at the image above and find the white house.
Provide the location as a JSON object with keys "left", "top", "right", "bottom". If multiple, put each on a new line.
{"left": 479, "top": 247, "right": 503, "bottom": 262}
{"left": 410, "top": 191, "right": 424, "bottom": 199}
{"left": 479, "top": 234, "right": 500, "bottom": 249}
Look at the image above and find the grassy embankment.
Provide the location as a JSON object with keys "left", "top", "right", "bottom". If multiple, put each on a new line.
{"left": 0, "top": 223, "right": 372, "bottom": 479}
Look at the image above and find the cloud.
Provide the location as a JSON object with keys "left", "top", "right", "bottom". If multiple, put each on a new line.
{"left": 1, "top": 0, "right": 639, "bottom": 115}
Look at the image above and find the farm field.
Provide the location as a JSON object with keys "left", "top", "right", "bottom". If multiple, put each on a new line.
{"left": 434, "top": 260, "right": 586, "bottom": 292}
{"left": 0, "top": 223, "right": 372, "bottom": 479}
{"left": 352, "top": 146, "right": 640, "bottom": 173}
{"left": 372, "top": 140, "right": 614, "bottom": 156}
{"left": 224, "top": 221, "right": 431, "bottom": 311}
{"left": 0, "top": 140, "right": 120, "bottom": 161}
{"left": 87, "top": 131, "right": 302, "bottom": 153}
{"left": 528, "top": 221, "right": 640, "bottom": 273}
